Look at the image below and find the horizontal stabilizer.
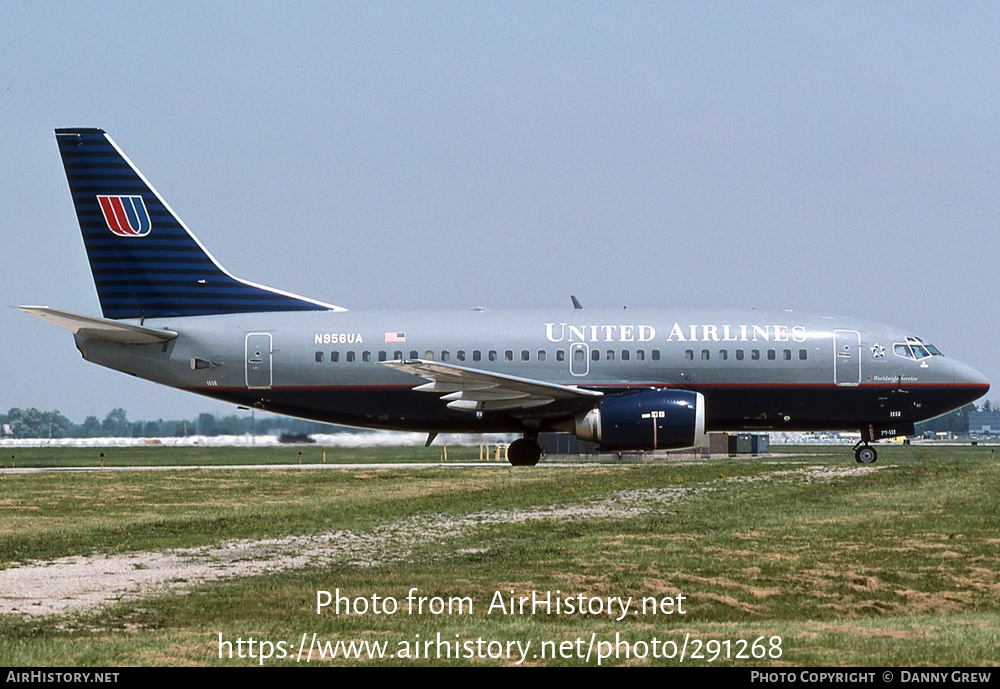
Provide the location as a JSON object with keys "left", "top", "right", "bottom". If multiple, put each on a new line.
{"left": 17, "top": 306, "right": 178, "bottom": 344}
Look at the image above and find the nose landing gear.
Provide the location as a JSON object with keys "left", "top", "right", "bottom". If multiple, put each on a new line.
{"left": 853, "top": 441, "right": 878, "bottom": 464}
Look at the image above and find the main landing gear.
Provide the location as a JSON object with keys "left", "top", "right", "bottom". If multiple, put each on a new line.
{"left": 853, "top": 441, "right": 878, "bottom": 465}
{"left": 507, "top": 433, "right": 544, "bottom": 466}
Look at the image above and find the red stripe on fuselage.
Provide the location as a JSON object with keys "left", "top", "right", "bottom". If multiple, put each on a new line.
{"left": 180, "top": 382, "right": 989, "bottom": 392}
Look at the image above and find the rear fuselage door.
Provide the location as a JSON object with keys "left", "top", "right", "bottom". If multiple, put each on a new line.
{"left": 245, "top": 333, "right": 273, "bottom": 389}
{"left": 834, "top": 329, "right": 861, "bottom": 386}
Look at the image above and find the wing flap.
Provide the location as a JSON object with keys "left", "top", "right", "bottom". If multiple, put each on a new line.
{"left": 413, "top": 381, "right": 495, "bottom": 393}
{"left": 441, "top": 390, "right": 529, "bottom": 402}
{"left": 447, "top": 398, "right": 554, "bottom": 412}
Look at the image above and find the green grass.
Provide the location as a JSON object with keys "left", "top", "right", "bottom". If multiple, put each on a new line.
{"left": 0, "top": 443, "right": 490, "bottom": 468}
{"left": 1, "top": 445, "right": 998, "bottom": 666}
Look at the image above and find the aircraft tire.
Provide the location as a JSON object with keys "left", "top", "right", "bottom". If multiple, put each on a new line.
{"left": 507, "top": 438, "right": 542, "bottom": 467}
{"left": 855, "top": 446, "right": 878, "bottom": 464}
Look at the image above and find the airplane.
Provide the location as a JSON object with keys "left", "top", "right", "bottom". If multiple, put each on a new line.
{"left": 19, "top": 128, "right": 990, "bottom": 466}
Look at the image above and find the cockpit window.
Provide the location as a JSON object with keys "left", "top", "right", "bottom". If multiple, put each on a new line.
{"left": 892, "top": 337, "right": 943, "bottom": 360}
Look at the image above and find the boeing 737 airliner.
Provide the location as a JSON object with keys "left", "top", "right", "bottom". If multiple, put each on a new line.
{"left": 20, "top": 129, "right": 990, "bottom": 465}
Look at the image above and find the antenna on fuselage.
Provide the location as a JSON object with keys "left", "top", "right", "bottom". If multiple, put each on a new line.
{"left": 571, "top": 295, "right": 583, "bottom": 310}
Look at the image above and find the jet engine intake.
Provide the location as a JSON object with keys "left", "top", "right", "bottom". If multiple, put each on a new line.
{"left": 572, "top": 389, "right": 705, "bottom": 451}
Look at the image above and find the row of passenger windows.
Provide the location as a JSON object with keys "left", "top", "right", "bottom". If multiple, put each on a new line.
{"left": 314, "top": 348, "right": 810, "bottom": 363}
{"left": 315, "top": 349, "right": 663, "bottom": 363}
{"left": 686, "top": 348, "right": 809, "bottom": 361}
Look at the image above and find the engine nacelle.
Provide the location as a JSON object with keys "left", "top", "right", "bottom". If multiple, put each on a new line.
{"left": 573, "top": 389, "right": 706, "bottom": 451}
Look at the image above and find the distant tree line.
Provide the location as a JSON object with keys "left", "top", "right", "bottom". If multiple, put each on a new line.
{"left": 914, "top": 400, "right": 995, "bottom": 437}
{"left": 0, "top": 408, "right": 347, "bottom": 439}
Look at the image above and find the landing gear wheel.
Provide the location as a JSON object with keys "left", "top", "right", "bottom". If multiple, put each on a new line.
{"left": 855, "top": 445, "right": 878, "bottom": 464}
{"left": 507, "top": 438, "right": 543, "bottom": 466}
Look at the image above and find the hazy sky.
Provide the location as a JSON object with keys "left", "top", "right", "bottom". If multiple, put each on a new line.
{"left": 1, "top": 1, "right": 997, "bottom": 423}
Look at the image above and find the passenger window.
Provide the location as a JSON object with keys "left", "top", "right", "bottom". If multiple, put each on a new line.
{"left": 441, "top": 350, "right": 450, "bottom": 362}
{"left": 331, "top": 351, "right": 339, "bottom": 363}
{"left": 799, "top": 349, "right": 808, "bottom": 360}
{"left": 489, "top": 350, "right": 497, "bottom": 362}
{"left": 504, "top": 350, "right": 514, "bottom": 362}
{"left": 719, "top": 349, "right": 728, "bottom": 361}
{"left": 606, "top": 349, "right": 615, "bottom": 361}
{"left": 538, "top": 350, "right": 547, "bottom": 362}
{"left": 315, "top": 351, "right": 324, "bottom": 363}
{"left": 751, "top": 349, "right": 760, "bottom": 361}
{"left": 410, "top": 350, "right": 418, "bottom": 360}
{"left": 346, "top": 351, "right": 356, "bottom": 362}
{"left": 424, "top": 350, "right": 435, "bottom": 361}
{"left": 556, "top": 349, "right": 565, "bottom": 362}
{"left": 521, "top": 350, "right": 530, "bottom": 361}
{"left": 701, "top": 349, "right": 710, "bottom": 361}
{"left": 783, "top": 349, "right": 791, "bottom": 361}
{"left": 591, "top": 349, "right": 600, "bottom": 362}
{"left": 574, "top": 349, "right": 584, "bottom": 363}
{"left": 621, "top": 350, "right": 630, "bottom": 361}
{"left": 378, "top": 351, "right": 387, "bottom": 362}
{"left": 473, "top": 350, "right": 482, "bottom": 362}
{"left": 362, "top": 351, "right": 372, "bottom": 363}
{"left": 636, "top": 349, "right": 645, "bottom": 361}
{"left": 736, "top": 349, "right": 744, "bottom": 361}
{"left": 685, "top": 350, "right": 694, "bottom": 361}
{"left": 457, "top": 350, "right": 466, "bottom": 362}
{"left": 393, "top": 351, "right": 403, "bottom": 360}
{"left": 767, "top": 349, "right": 776, "bottom": 361}
{"left": 651, "top": 349, "right": 660, "bottom": 361}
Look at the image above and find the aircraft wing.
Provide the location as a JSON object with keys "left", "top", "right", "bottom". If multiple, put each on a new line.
{"left": 380, "top": 359, "right": 602, "bottom": 412}
{"left": 17, "top": 306, "right": 179, "bottom": 345}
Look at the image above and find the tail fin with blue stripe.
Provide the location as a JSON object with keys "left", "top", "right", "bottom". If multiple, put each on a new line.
{"left": 55, "top": 128, "right": 342, "bottom": 320}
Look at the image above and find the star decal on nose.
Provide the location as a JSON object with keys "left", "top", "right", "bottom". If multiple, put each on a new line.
{"left": 871, "top": 343, "right": 885, "bottom": 358}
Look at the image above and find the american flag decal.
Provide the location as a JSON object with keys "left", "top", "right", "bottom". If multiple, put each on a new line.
{"left": 385, "top": 332, "right": 406, "bottom": 343}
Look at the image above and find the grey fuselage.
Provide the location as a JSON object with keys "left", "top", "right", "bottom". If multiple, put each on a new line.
{"left": 74, "top": 307, "right": 989, "bottom": 436}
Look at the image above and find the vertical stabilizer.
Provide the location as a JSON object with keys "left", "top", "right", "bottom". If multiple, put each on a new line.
{"left": 55, "top": 128, "right": 343, "bottom": 320}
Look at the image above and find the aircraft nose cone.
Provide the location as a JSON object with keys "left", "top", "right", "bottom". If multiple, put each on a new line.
{"left": 955, "top": 360, "right": 990, "bottom": 395}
